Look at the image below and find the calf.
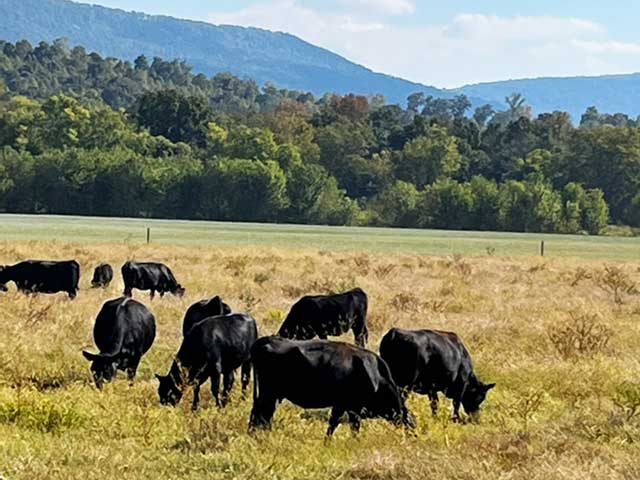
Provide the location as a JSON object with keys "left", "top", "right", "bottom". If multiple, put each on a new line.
{"left": 278, "top": 288, "right": 368, "bottom": 347}
{"left": 249, "top": 336, "right": 415, "bottom": 438}
{"left": 380, "top": 328, "right": 495, "bottom": 422}
{"left": 156, "top": 313, "right": 257, "bottom": 410}
{"left": 91, "top": 263, "right": 114, "bottom": 288}
{"left": 182, "top": 295, "right": 232, "bottom": 336}
{"left": 0, "top": 260, "right": 79, "bottom": 298}
{"left": 82, "top": 297, "right": 156, "bottom": 388}
{"left": 121, "top": 261, "right": 185, "bottom": 298}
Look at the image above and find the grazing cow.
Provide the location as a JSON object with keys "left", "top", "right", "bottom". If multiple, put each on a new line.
{"left": 121, "top": 261, "right": 185, "bottom": 298}
{"left": 182, "top": 296, "right": 232, "bottom": 336}
{"left": 156, "top": 313, "right": 257, "bottom": 410}
{"left": 380, "top": 328, "right": 495, "bottom": 422}
{"left": 91, "top": 263, "right": 114, "bottom": 288}
{"left": 82, "top": 296, "right": 156, "bottom": 389}
{"left": 0, "top": 260, "right": 80, "bottom": 298}
{"left": 278, "top": 288, "right": 369, "bottom": 347}
{"left": 249, "top": 336, "right": 416, "bottom": 437}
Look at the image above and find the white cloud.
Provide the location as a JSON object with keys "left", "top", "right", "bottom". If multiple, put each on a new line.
{"left": 447, "top": 14, "right": 604, "bottom": 42}
{"left": 339, "top": 0, "right": 415, "bottom": 16}
{"left": 208, "top": 3, "right": 640, "bottom": 88}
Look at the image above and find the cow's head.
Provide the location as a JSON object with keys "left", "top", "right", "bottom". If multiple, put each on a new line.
{"left": 367, "top": 382, "right": 416, "bottom": 429}
{"left": 82, "top": 351, "right": 118, "bottom": 389}
{"left": 204, "top": 296, "right": 229, "bottom": 316}
{"left": 222, "top": 301, "right": 232, "bottom": 315}
{"left": 155, "top": 373, "right": 183, "bottom": 406}
{"left": 461, "top": 379, "right": 496, "bottom": 419}
{"left": 175, "top": 285, "right": 186, "bottom": 298}
{"left": 278, "top": 319, "right": 314, "bottom": 341}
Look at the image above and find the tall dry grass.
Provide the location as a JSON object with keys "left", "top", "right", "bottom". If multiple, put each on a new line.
{"left": 0, "top": 240, "right": 639, "bottom": 479}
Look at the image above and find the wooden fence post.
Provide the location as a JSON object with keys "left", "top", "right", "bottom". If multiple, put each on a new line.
{"left": 146, "top": 227, "right": 150, "bottom": 244}
{"left": 540, "top": 240, "right": 545, "bottom": 257}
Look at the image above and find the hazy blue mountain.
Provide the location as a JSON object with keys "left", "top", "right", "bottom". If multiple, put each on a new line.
{"left": 2, "top": 0, "right": 638, "bottom": 118}
{"left": 0, "top": 0, "right": 455, "bottom": 105}
{"left": 453, "top": 73, "right": 640, "bottom": 122}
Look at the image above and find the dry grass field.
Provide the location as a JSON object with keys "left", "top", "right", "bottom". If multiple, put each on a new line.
{"left": 1, "top": 234, "right": 640, "bottom": 479}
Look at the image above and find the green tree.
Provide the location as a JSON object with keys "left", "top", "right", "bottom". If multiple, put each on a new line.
{"left": 498, "top": 179, "right": 563, "bottom": 232}
{"left": 395, "top": 126, "right": 461, "bottom": 188}
{"left": 135, "top": 89, "right": 213, "bottom": 147}
{"left": 418, "top": 179, "right": 475, "bottom": 230}
{"left": 372, "top": 180, "right": 419, "bottom": 227}
{"left": 199, "top": 159, "right": 288, "bottom": 221}
{"left": 223, "top": 125, "right": 277, "bottom": 161}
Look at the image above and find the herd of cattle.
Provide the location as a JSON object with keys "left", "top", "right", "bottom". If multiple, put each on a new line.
{"left": 0, "top": 259, "right": 495, "bottom": 437}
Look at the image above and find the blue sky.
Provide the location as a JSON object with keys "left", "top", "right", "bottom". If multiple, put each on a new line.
{"left": 90, "top": 1, "right": 640, "bottom": 87}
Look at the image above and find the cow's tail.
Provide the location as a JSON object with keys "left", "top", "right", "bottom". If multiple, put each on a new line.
{"left": 378, "top": 328, "right": 396, "bottom": 361}
{"left": 95, "top": 299, "right": 128, "bottom": 359}
{"left": 252, "top": 364, "right": 259, "bottom": 403}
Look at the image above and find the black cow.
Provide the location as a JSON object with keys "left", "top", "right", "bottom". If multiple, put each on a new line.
{"left": 82, "top": 296, "right": 156, "bottom": 389}
{"left": 249, "top": 336, "right": 416, "bottom": 437}
{"left": 91, "top": 263, "right": 114, "bottom": 288}
{"left": 156, "top": 313, "right": 257, "bottom": 410}
{"left": 121, "top": 261, "right": 185, "bottom": 298}
{"left": 0, "top": 260, "right": 80, "bottom": 298}
{"left": 182, "top": 295, "right": 232, "bottom": 336}
{"left": 380, "top": 328, "right": 495, "bottom": 422}
{"left": 278, "top": 288, "right": 368, "bottom": 347}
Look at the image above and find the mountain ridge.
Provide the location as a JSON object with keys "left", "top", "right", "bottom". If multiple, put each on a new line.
{"left": 0, "top": 0, "right": 454, "bottom": 104}
{"left": 2, "top": 0, "right": 640, "bottom": 119}
{"left": 452, "top": 72, "right": 640, "bottom": 121}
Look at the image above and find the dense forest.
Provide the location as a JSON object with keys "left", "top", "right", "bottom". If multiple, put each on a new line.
{"left": 1, "top": 39, "right": 639, "bottom": 234}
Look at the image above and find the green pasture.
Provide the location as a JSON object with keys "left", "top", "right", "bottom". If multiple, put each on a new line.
{"left": 0, "top": 214, "right": 638, "bottom": 259}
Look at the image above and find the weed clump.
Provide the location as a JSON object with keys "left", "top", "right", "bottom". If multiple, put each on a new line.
{"left": 596, "top": 266, "right": 637, "bottom": 304}
{"left": 548, "top": 313, "right": 613, "bottom": 359}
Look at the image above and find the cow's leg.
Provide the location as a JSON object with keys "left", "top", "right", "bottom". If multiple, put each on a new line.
{"left": 240, "top": 360, "right": 251, "bottom": 397}
{"left": 347, "top": 412, "right": 361, "bottom": 435}
{"left": 123, "top": 287, "right": 132, "bottom": 297}
{"left": 352, "top": 319, "right": 368, "bottom": 348}
{"left": 150, "top": 289, "right": 155, "bottom": 299}
{"left": 210, "top": 372, "right": 221, "bottom": 408}
{"left": 68, "top": 289, "right": 77, "bottom": 299}
{"left": 126, "top": 357, "right": 141, "bottom": 384}
{"left": 249, "top": 396, "right": 277, "bottom": 431}
{"left": 221, "top": 371, "right": 235, "bottom": 407}
{"left": 192, "top": 383, "right": 201, "bottom": 411}
{"left": 159, "top": 291, "right": 165, "bottom": 298}
{"left": 326, "top": 406, "right": 345, "bottom": 438}
{"left": 428, "top": 391, "right": 439, "bottom": 416}
{"left": 452, "top": 399, "right": 462, "bottom": 422}
{"left": 318, "top": 333, "right": 328, "bottom": 340}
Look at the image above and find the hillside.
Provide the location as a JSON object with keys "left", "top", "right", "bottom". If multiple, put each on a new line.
{"left": 0, "top": 0, "right": 451, "bottom": 105}
{"left": 455, "top": 73, "right": 640, "bottom": 122}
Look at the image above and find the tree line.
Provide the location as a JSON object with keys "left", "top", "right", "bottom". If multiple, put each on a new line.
{"left": 1, "top": 39, "right": 639, "bottom": 234}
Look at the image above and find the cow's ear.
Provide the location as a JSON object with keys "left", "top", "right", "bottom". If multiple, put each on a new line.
{"left": 484, "top": 383, "right": 496, "bottom": 391}
{"left": 82, "top": 350, "right": 97, "bottom": 361}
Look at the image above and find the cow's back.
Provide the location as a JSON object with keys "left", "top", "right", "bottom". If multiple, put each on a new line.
{"left": 10, "top": 260, "right": 79, "bottom": 293}
{"left": 182, "top": 296, "right": 231, "bottom": 336}
{"left": 94, "top": 297, "right": 156, "bottom": 356}
{"left": 381, "top": 327, "right": 472, "bottom": 391}
{"left": 252, "top": 337, "right": 377, "bottom": 406}
{"left": 179, "top": 313, "right": 257, "bottom": 371}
